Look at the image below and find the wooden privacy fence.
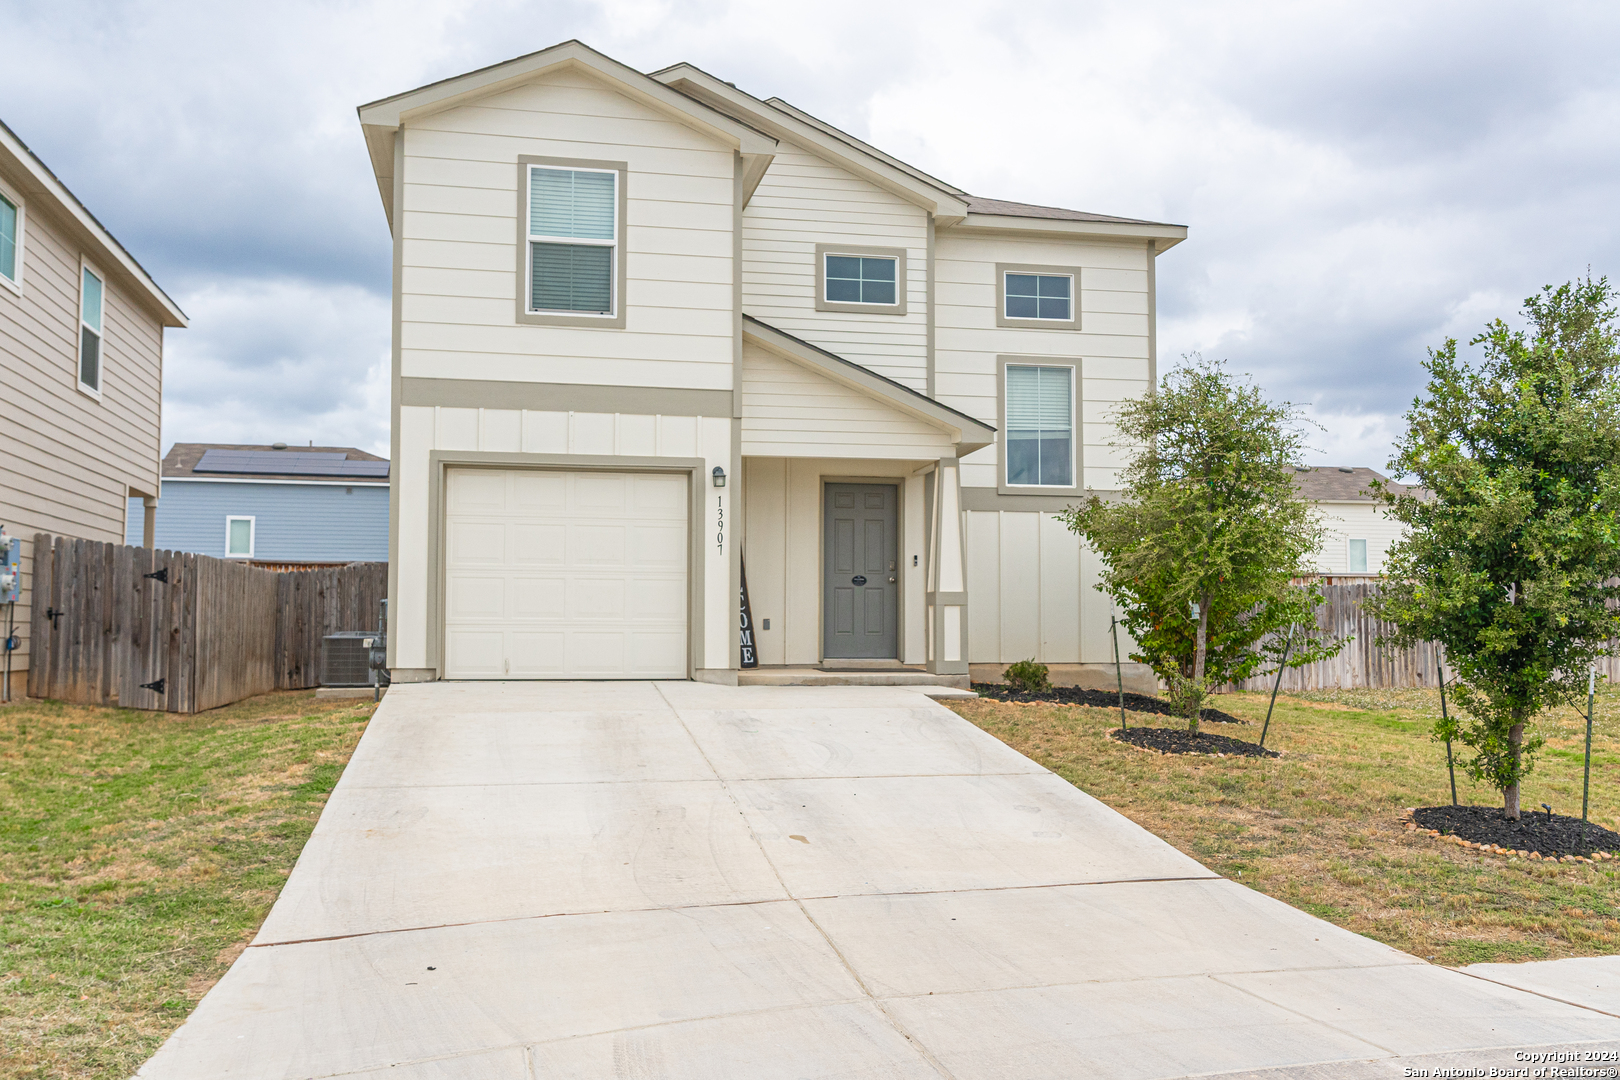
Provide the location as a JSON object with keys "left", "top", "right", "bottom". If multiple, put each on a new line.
{"left": 1229, "top": 579, "right": 1620, "bottom": 691}
{"left": 28, "top": 534, "right": 386, "bottom": 713}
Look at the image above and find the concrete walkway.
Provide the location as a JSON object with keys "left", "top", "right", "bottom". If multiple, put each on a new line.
{"left": 139, "top": 683, "right": 1620, "bottom": 1079}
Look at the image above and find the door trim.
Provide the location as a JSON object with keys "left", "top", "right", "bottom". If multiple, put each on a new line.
{"left": 820, "top": 479, "right": 901, "bottom": 661}
{"left": 428, "top": 451, "right": 707, "bottom": 680}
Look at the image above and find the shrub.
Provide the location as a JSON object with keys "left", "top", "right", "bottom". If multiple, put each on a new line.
{"left": 1004, "top": 659, "right": 1051, "bottom": 693}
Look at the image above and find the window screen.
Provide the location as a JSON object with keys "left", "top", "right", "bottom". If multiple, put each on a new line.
{"left": 825, "top": 254, "right": 897, "bottom": 305}
{"left": 528, "top": 167, "right": 616, "bottom": 315}
{"left": 1005, "top": 273, "right": 1072, "bottom": 320}
{"left": 80, "top": 266, "right": 103, "bottom": 390}
{"left": 0, "top": 193, "right": 16, "bottom": 282}
{"left": 1006, "top": 364, "right": 1073, "bottom": 487}
{"left": 1348, "top": 538, "right": 1368, "bottom": 573}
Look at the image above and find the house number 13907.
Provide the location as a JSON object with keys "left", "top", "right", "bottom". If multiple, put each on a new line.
{"left": 716, "top": 495, "right": 724, "bottom": 552}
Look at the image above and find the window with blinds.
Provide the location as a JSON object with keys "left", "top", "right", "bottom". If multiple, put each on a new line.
{"left": 1005, "top": 364, "right": 1073, "bottom": 487}
{"left": 527, "top": 166, "right": 617, "bottom": 315}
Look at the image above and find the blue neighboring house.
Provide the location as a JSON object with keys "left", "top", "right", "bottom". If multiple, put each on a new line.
{"left": 126, "top": 443, "right": 390, "bottom": 565}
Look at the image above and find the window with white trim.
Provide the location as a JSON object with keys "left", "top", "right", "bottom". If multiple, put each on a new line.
{"left": 1348, "top": 538, "right": 1368, "bottom": 573}
{"left": 1005, "top": 364, "right": 1074, "bottom": 487}
{"left": 1004, "top": 272, "right": 1072, "bottom": 321}
{"left": 527, "top": 165, "right": 617, "bottom": 315}
{"left": 0, "top": 190, "right": 18, "bottom": 285}
{"left": 824, "top": 253, "right": 897, "bottom": 306}
{"left": 79, "top": 265, "right": 104, "bottom": 393}
{"left": 225, "top": 516, "right": 255, "bottom": 558}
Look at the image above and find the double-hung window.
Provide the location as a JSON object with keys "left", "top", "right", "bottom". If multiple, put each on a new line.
{"left": 1004, "top": 363, "right": 1075, "bottom": 488}
{"left": 996, "top": 263, "right": 1080, "bottom": 329}
{"left": 225, "top": 516, "right": 255, "bottom": 559}
{"left": 0, "top": 188, "right": 19, "bottom": 288}
{"left": 524, "top": 162, "right": 620, "bottom": 321}
{"left": 815, "top": 244, "right": 907, "bottom": 314}
{"left": 79, "top": 264, "right": 104, "bottom": 394}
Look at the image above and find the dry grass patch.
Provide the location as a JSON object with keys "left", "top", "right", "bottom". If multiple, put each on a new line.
{"left": 0, "top": 690, "right": 374, "bottom": 1079}
{"left": 948, "top": 686, "right": 1620, "bottom": 967}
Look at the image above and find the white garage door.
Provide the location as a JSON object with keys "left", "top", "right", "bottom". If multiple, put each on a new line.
{"left": 443, "top": 468, "right": 688, "bottom": 679}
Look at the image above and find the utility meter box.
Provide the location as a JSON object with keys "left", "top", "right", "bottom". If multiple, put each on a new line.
{"left": 0, "top": 528, "right": 19, "bottom": 604}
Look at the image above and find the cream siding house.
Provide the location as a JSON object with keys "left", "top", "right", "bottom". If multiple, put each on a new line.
{"left": 1296, "top": 466, "right": 1410, "bottom": 576}
{"left": 0, "top": 118, "right": 186, "bottom": 685}
{"left": 359, "top": 41, "right": 1184, "bottom": 686}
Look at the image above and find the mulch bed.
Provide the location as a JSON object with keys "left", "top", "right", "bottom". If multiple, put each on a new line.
{"left": 1109, "top": 726, "right": 1279, "bottom": 758}
{"left": 972, "top": 683, "right": 1247, "bottom": 724}
{"left": 1406, "top": 805, "right": 1620, "bottom": 861}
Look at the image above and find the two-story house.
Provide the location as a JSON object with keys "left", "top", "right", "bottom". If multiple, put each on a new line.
{"left": 0, "top": 118, "right": 186, "bottom": 688}
{"left": 358, "top": 41, "right": 1184, "bottom": 686}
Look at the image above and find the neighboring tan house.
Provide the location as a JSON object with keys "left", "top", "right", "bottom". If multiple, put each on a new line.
{"left": 0, "top": 118, "right": 187, "bottom": 685}
{"left": 1295, "top": 466, "right": 1409, "bottom": 575}
{"left": 125, "top": 443, "right": 390, "bottom": 566}
{"left": 356, "top": 41, "right": 1186, "bottom": 685}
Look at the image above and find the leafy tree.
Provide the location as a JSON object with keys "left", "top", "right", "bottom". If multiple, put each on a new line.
{"left": 1061, "top": 357, "right": 1339, "bottom": 731}
{"left": 1367, "top": 277, "right": 1620, "bottom": 819}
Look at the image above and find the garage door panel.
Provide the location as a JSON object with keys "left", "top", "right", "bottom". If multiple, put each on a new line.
{"left": 512, "top": 523, "right": 565, "bottom": 565}
{"left": 447, "top": 575, "right": 506, "bottom": 619}
{"left": 445, "top": 467, "right": 688, "bottom": 680}
{"left": 449, "top": 521, "right": 505, "bottom": 564}
{"left": 570, "top": 524, "right": 627, "bottom": 565}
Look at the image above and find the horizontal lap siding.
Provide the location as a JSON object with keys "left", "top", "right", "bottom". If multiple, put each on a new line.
{"left": 0, "top": 168, "right": 166, "bottom": 677}
{"left": 1312, "top": 502, "right": 1407, "bottom": 574}
{"left": 126, "top": 483, "right": 390, "bottom": 562}
{"left": 742, "top": 147, "right": 928, "bottom": 389}
{"left": 399, "top": 69, "right": 736, "bottom": 389}
{"left": 934, "top": 232, "right": 1151, "bottom": 492}
{"left": 740, "top": 343, "right": 950, "bottom": 458}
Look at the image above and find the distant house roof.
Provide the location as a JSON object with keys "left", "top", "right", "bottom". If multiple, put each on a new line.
{"left": 163, "top": 443, "right": 389, "bottom": 482}
{"left": 959, "top": 196, "right": 1171, "bottom": 227}
{"left": 1292, "top": 466, "right": 1408, "bottom": 502}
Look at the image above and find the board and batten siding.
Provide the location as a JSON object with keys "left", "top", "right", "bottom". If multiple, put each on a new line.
{"left": 740, "top": 341, "right": 951, "bottom": 459}
{"left": 965, "top": 509, "right": 1130, "bottom": 665}
{"left": 126, "top": 482, "right": 389, "bottom": 563}
{"left": 741, "top": 144, "right": 929, "bottom": 390}
{"left": 1311, "top": 501, "right": 1407, "bottom": 574}
{"left": 0, "top": 163, "right": 165, "bottom": 677}
{"left": 392, "top": 404, "right": 732, "bottom": 673}
{"left": 398, "top": 67, "right": 738, "bottom": 391}
{"left": 934, "top": 232, "right": 1151, "bottom": 493}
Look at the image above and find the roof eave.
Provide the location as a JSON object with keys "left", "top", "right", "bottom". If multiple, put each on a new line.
{"left": 741, "top": 315, "right": 995, "bottom": 456}
{"left": 650, "top": 64, "right": 970, "bottom": 222}
{"left": 0, "top": 120, "right": 187, "bottom": 328}
{"left": 947, "top": 212, "right": 1188, "bottom": 251}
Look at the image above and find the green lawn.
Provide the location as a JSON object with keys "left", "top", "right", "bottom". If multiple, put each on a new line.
{"left": 0, "top": 691, "right": 374, "bottom": 1079}
{"left": 948, "top": 685, "right": 1620, "bottom": 967}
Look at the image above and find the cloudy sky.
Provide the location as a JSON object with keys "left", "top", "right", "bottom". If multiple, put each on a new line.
{"left": 4, "top": 0, "right": 1616, "bottom": 471}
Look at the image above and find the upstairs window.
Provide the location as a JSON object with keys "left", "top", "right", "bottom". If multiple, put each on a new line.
{"left": 1348, "top": 538, "right": 1368, "bottom": 572}
{"left": 226, "top": 516, "right": 255, "bottom": 558}
{"left": 79, "top": 265, "right": 104, "bottom": 394}
{"left": 1005, "top": 363, "right": 1074, "bottom": 488}
{"left": 527, "top": 165, "right": 617, "bottom": 316}
{"left": 996, "top": 263, "right": 1081, "bottom": 329}
{"left": 1005, "top": 273, "right": 1071, "bottom": 321}
{"left": 825, "top": 253, "right": 897, "bottom": 306}
{"left": 0, "top": 190, "right": 17, "bottom": 285}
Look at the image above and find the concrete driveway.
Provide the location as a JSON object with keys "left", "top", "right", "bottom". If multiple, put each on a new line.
{"left": 140, "top": 682, "right": 1620, "bottom": 1079}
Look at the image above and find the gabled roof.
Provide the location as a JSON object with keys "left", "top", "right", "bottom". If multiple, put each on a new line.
{"left": 163, "top": 443, "right": 389, "bottom": 482}
{"left": 1293, "top": 466, "right": 1407, "bottom": 502}
{"left": 356, "top": 41, "right": 779, "bottom": 228}
{"left": 0, "top": 118, "right": 187, "bottom": 328}
{"left": 742, "top": 315, "right": 995, "bottom": 456}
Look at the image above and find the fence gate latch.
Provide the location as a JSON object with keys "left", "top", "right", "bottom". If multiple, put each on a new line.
{"left": 140, "top": 678, "right": 165, "bottom": 695}
{"left": 44, "top": 608, "right": 65, "bottom": 627}
{"left": 143, "top": 568, "right": 168, "bottom": 583}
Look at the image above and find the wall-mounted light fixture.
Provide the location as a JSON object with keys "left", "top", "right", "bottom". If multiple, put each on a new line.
{"left": 712, "top": 466, "right": 726, "bottom": 488}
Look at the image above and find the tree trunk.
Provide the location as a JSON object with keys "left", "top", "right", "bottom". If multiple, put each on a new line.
{"left": 1190, "top": 590, "right": 1211, "bottom": 735}
{"left": 1503, "top": 719, "right": 1524, "bottom": 820}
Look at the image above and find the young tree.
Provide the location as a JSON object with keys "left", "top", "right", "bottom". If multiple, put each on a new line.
{"left": 1061, "top": 357, "right": 1338, "bottom": 730}
{"left": 1367, "top": 278, "right": 1620, "bottom": 819}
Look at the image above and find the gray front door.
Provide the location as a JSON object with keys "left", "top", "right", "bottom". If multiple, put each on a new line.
{"left": 823, "top": 483, "right": 898, "bottom": 659}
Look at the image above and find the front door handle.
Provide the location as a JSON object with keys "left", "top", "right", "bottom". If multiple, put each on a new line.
{"left": 888, "top": 576, "right": 896, "bottom": 583}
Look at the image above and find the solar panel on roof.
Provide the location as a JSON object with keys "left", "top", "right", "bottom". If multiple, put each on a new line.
{"left": 193, "top": 449, "right": 389, "bottom": 478}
